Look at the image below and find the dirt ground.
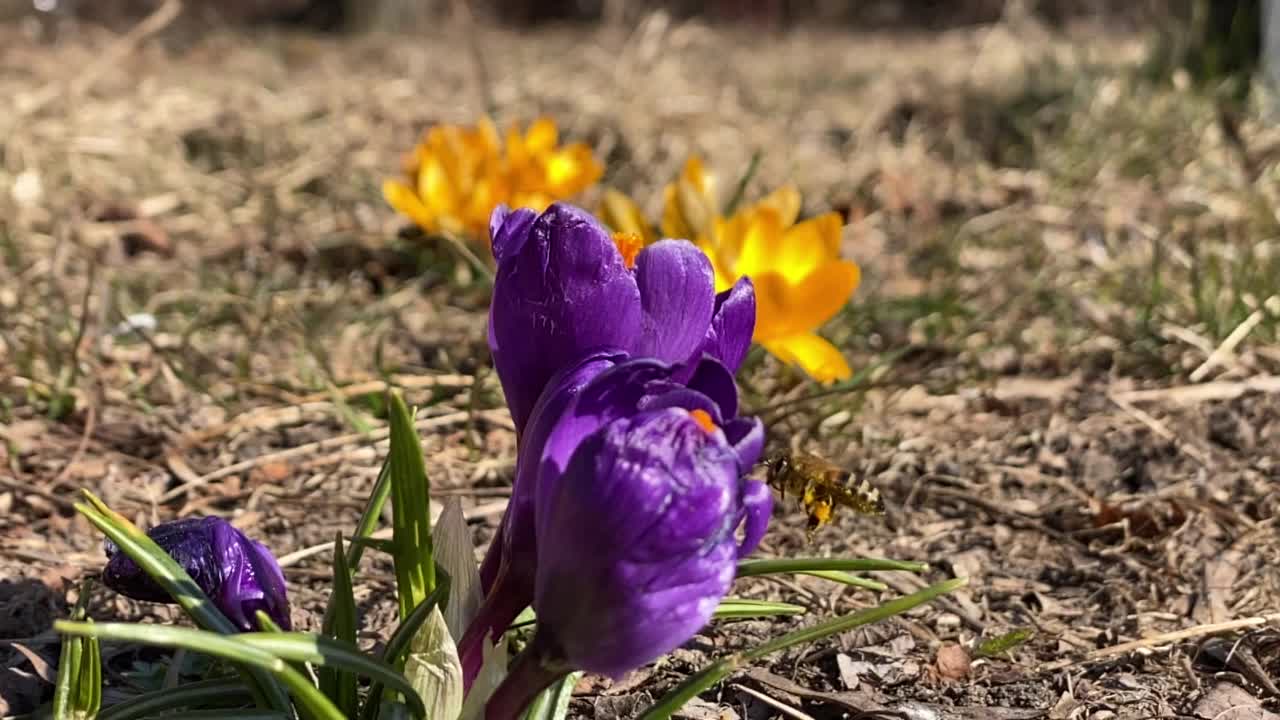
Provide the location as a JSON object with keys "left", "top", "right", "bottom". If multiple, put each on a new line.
{"left": 1, "top": 9, "right": 1279, "bottom": 720}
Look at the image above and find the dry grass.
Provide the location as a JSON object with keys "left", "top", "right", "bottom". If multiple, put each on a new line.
{"left": 1, "top": 10, "right": 1279, "bottom": 719}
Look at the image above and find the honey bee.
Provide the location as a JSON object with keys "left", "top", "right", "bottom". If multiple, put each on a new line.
{"left": 764, "top": 451, "right": 885, "bottom": 536}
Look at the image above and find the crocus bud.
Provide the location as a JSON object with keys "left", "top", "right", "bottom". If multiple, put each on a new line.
{"left": 485, "top": 405, "right": 766, "bottom": 718}
{"left": 102, "top": 517, "right": 291, "bottom": 632}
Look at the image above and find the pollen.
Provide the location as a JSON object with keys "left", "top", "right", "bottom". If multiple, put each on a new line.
{"left": 612, "top": 231, "right": 644, "bottom": 269}
{"left": 689, "top": 409, "right": 717, "bottom": 434}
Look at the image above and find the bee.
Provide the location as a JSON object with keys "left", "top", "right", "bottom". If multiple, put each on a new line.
{"left": 764, "top": 451, "right": 885, "bottom": 536}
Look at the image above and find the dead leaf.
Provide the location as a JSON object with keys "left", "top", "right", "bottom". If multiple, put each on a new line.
{"left": 1193, "top": 682, "right": 1279, "bottom": 720}
{"left": 935, "top": 643, "right": 971, "bottom": 680}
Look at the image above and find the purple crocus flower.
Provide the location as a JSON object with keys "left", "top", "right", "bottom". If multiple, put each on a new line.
{"left": 102, "top": 517, "right": 291, "bottom": 632}
{"left": 459, "top": 352, "right": 768, "bottom": 685}
{"left": 483, "top": 398, "right": 768, "bottom": 718}
{"left": 480, "top": 203, "right": 756, "bottom": 594}
{"left": 488, "top": 202, "right": 754, "bottom": 435}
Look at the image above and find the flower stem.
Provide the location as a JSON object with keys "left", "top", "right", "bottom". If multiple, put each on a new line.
{"left": 484, "top": 637, "right": 570, "bottom": 720}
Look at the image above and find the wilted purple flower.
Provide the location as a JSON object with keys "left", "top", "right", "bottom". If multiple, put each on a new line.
{"left": 102, "top": 517, "right": 291, "bottom": 632}
{"left": 483, "top": 400, "right": 768, "bottom": 718}
{"left": 460, "top": 352, "right": 767, "bottom": 685}
{"left": 488, "top": 203, "right": 754, "bottom": 435}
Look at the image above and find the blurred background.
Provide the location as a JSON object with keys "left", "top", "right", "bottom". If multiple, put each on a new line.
{"left": 3, "top": 1, "right": 1279, "bottom": 717}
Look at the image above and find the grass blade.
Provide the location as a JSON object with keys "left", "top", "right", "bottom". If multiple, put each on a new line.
{"left": 345, "top": 456, "right": 392, "bottom": 571}
{"left": 236, "top": 633, "right": 427, "bottom": 719}
{"left": 319, "top": 533, "right": 359, "bottom": 716}
{"left": 637, "top": 577, "right": 967, "bottom": 720}
{"left": 75, "top": 491, "right": 289, "bottom": 711}
{"left": 713, "top": 598, "right": 805, "bottom": 620}
{"left": 56, "top": 621, "right": 343, "bottom": 720}
{"left": 519, "top": 671, "right": 580, "bottom": 720}
{"left": 52, "top": 584, "right": 96, "bottom": 719}
{"left": 97, "top": 678, "right": 256, "bottom": 720}
{"left": 388, "top": 392, "right": 435, "bottom": 621}
{"left": 736, "top": 557, "right": 928, "bottom": 578}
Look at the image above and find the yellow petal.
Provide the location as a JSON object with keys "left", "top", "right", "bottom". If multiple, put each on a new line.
{"left": 762, "top": 333, "right": 852, "bottom": 383}
{"left": 719, "top": 206, "right": 785, "bottom": 280}
{"left": 524, "top": 118, "right": 560, "bottom": 153}
{"left": 600, "top": 189, "right": 656, "bottom": 245}
{"left": 753, "top": 185, "right": 801, "bottom": 227}
{"left": 383, "top": 179, "right": 439, "bottom": 233}
{"left": 661, "top": 156, "right": 718, "bottom": 240}
{"left": 751, "top": 260, "right": 860, "bottom": 340}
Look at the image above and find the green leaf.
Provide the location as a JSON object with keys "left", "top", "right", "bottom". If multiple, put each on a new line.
{"left": 735, "top": 557, "right": 928, "bottom": 578}
{"left": 319, "top": 533, "right": 359, "bottom": 716}
{"left": 519, "top": 671, "right": 580, "bottom": 720}
{"left": 432, "top": 498, "right": 483, "bottom": 639}
{"left": 74, "top": 491, "right": 290, "bottom": 712}
{"left": 713, "top": 598, "right": 805, "bottom": 620}
{"left": 236, "top": 633, "right": 427, "bottom": 719}
{"left": 97, "top": 678, "right": 255, "bottom": 720}
{"left": 359, "top": 572, "right": 451, "bottom": 720}
{"left": 798, "top": 570, "right": 888, "bottom": 591}
{"left": 722, "top": 150, "right": 762, "bottom": 215}
{"left": 53, "top": 583, "right": 100, "bottom": 719}
{"left": 344, "top": 457, "right": 393, "bottom": 571}
{"left": 388, "top": 392, "right": 435, "bottom": 621}
{"left": 150, "top": 712, "right": 290, "bottom": 719}
{"left": 637, "top": 577, "right": 968, "bottom": 720}
{"left": 974, "top": 628, "right": 1034, "bottom": 658}
{"left": 55, "top": 621, "right": 345, "bottom": 720}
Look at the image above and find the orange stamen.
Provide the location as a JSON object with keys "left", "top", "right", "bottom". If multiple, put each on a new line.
{"left": 689, "top": 409, "right": 717, "bottom": 434}
{"left": 612, "top": 231, "right": 643, "bottom": 269}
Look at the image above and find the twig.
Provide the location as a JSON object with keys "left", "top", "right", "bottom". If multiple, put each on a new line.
{"left": 50, "top": 403, "right": 96, "bottom": 487}
{"left": 23, "top": 0, "right": 184, "bottom": 117}
{"left": 1188, "top": 306, "right": 1268, "bottom": 382}
{"left": 161, "top": 409, "right": 510, "bottom": 503}
{"left": 1112, "top": 375, "right": 1280, "bottom": 405}
{"left": 730, "top": 683, "right": 815, "bottom": 720}
{"left": 1040, "top": 613, "right": 1280, "bottom": 672}
{"left": 276, "top": 499, "right": 507, "bottom": 568}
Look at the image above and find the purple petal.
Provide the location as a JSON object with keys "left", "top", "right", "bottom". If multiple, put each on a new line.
{"left": 489, "top": 203, "right": 642, "bottom": 432}
{"left": 633, "top": 240, "right": 716, "bottom": 364}
{"left": 737, "top": 478, "right": 773, "bottom": 558}
{"left": 673, "top": 277, "right": 756, "bottom": 383}
{"left": 489, "top": 205, "right": 537, "bottom": 264}
{"left": 534, "top": 409, "right": 741, "bottom": 677}
{"left": 722, "top": 416, "right": 764, "bottom": 471}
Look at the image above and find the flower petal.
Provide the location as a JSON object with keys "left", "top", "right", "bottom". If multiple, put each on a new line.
{"left": 762, "top": 333, "right": 853, "bottom": 383}
{"left": 489, "top": 205, "right": 537, "bottom": 263}
{"left": 489, "top": 204, "right": 643, "bottom": 432}
{"left": 752, "top": 260, "right": 860, "bottom": 341}
{"left": 633, "top": 240, "right": 716, "bottom": 364}
{"left": 600, "top": 189, "right": 656, "bottom": 246}
{"left": 737, "top": 477, "right": 773, "bottom": 557}
{"left": 683, "top": 276, "right": 755, "bottom": 376}
{"left": 534, "top": 409, "right": 740, "bottom": 678}
{"left": 383, "top": 180, "right": 439, "bottom": 233}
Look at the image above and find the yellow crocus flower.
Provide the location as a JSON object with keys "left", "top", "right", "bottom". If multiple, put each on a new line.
{"left": 600, "top": 156, "right": 860, "bottom": 383}
{"left": 696, "top": 185, "right": 859, "bottom": 384}
{"left": 383, "top": 117, "right": 602, "bottom": 244}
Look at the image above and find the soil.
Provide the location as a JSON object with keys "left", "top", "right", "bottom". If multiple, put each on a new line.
{"left": 1, "top": 9, "right": 1278, "bottom": 720}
